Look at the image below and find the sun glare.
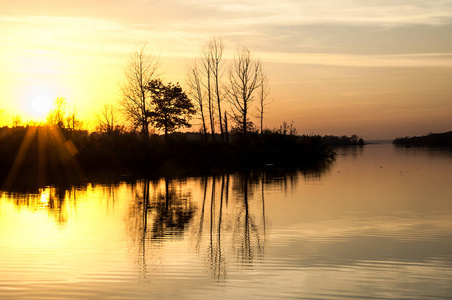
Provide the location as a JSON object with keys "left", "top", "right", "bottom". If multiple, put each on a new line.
{"left": 30, "top": 94, "right": 53, "bottom": 118}
{"left": 40, "top": 188, "right": 50, "bottom": 205}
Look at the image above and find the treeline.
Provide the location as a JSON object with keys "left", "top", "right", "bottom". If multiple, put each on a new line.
{"left": 321, "top": 134, "right": 364, "bottom": 146}
{"left": 393, "top": 131, "right": 452, "bottom": 147}
{"left": 0, "top": 125, "right": 341, "bottom": 187}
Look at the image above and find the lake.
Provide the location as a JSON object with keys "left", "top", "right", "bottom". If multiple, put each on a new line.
{"left": 1, "top": 143, "right": 452, "bottom": 299}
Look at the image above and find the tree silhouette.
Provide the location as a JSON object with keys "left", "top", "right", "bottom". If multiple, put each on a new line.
{"left": 12, "top": 115, "right": 22, "bottom": 127}
{"left": 119, "top": 44, "right": 159, "bottom": 138}
{"left": 207, "top": 38, "right": 225, "bottom": 141}
{"left": 146, "top": 79, "right": 196, "bottom": 138}
{"left": 46, "top": 97, "right": 67, "bottom": 128}
{"left": 65, "top": 103, "right": 83, "bottom": 131}
{"left": 257, "top": 66, "right": 271, "bottom": 135}
{"left": 200, "top": 42, "right": 216, "bottom": 139}
{"left": 187, "top": 62, "right": 208, "bottom": 139}
{"left": 189, "top": 38, "right": 226, "bottom": 141}
{"left": 96, "top": 104, "right": 119, "bottom": 135}
{"left": 45, "top": 97, "right": 83, "bottom": 130}
{"left": 226, "top": 47, "right": 261, "bottom": 135}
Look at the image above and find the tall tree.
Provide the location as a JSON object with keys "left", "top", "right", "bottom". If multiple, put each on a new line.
{"left": 257, "top": 67, "right": 270, "bottom": 134}
{"left": 189, "top": 38, "right": 226, "bottom": 141}
{"left": 146, "top": 79, "right": 195, "bottom": 138}
{"left": 226, "top": 47, "right": 261, "bottom": 135}
{"left": 119, "top": 44, "right": 159, "bottom": 138}
{"left": 201, "top": 42, "right": 215, "bottom": 139}
{"left": 187, "top": 62, "right": 208, "bottom": 140}
{"left": 208, "top": 38, "right": 225, "bottom": 141}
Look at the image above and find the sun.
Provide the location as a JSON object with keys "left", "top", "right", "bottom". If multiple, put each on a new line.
{"left": 30, "top": 94, "right": 53, "bottom": 118}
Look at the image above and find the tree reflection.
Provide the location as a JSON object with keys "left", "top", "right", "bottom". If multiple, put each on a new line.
{"left": 192, "top": 162, "right": 333, "bottom": 281}
{"left": 127, "top": 178, "right": 195, "bottom": 278}
{"left": 2, "top": 185, "right": 79, "bottom": 224}
{"left": 193, "top": 172, "right": 268, "bottom": 281}
{"left": 144, "top": 178, "right": 195, "bottom": 240}
{"left": 232, "top": 172, "right": 266, "bottom": 267}
{"left": 1, "top": 160, "right": 332, "bottom": 281}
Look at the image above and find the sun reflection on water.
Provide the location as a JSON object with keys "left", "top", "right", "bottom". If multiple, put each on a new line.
{"left": 39, "top": 188, "right": 50, "bottom": 206}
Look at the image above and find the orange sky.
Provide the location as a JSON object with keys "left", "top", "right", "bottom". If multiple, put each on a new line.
{"left": 1, "top": 0, "right": 451, "bottom": 139}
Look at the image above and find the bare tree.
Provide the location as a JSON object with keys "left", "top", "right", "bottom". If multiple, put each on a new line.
{"left": 208, "top": 38, "right": 225, "bottom": 141}
{"left": 187, "top": 62, "right": 208, "bottom": 139}
{"left": 119, "top": 43, "right": 159, "bottom": 138}
{"left": 96, "top": 103, "right": 117, "bottom": 135}
{"left": 257, "top": 67, "right": 271, "bottom": 134}
{"left": 226, "top": 47, "right": 261, "bottom": 135}
{"left": 201, "top": 42, "right": 215, "bottom": 139}
{"left": 188, "top": 38, "right": 226, "bottom": 141}
{"left": 66, "top": 103, "right": 83, "bottom": 131}
{"left": 46, "top": 97, "right": 67, "bottom": 128}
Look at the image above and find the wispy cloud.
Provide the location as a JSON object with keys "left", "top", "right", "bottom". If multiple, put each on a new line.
{"left": 260, "top": 52, "right": 452, "bottom": 68}
{"left": 157, "top": 0, "right": 452, "bottom": 30}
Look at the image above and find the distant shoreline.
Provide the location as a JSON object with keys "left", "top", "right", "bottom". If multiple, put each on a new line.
{"left": 363, "top": 140, "right": 393, "bottom": 145}
{"left": 393, "top": 131, "right": 452, "bottom": 148}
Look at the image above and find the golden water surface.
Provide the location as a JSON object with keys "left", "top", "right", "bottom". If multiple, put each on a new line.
{"left": 1, "top": 144, "right": 452, "bottom": 299}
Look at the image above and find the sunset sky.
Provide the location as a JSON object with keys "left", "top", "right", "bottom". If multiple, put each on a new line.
{"left": 1, "top": 0, "right": 451, "bottom": 139}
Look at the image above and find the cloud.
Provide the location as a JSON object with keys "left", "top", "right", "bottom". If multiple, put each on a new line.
{"left": 260, "top": 52, "right": 452, "bottom": 68}
{"left": 160, "top": 0, "right": 452, "bottom": 31}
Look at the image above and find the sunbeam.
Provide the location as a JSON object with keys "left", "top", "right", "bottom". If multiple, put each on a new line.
{"left": 3, "top": 126, "right": 84, "bottom": 190}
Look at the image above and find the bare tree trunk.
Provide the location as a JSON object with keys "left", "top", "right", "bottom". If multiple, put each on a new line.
{"left": 190, "top": 64, "right": 208, "bottom": 139}
{"left": 226, "top": 47, "right": 261, "bottom": 136}
{"left": 119, "top": 43, "right": 159, "bottom": 139}
{"left": 258, "top": 68, "right": 270, "bottom": 135}
{"left": 224, "top": 111, "right": 229, "bottom": 143}
{"left": 164, "top": 114, "right": 168, "bottom": 139}
{"left": 187, "top": 63, "right": 208, "bottom": 140}
{"left": 209, "top": 38, "right": 225, "bottom": 141}
{"left": 202, "top": 48, "right": 215, "bottom": 140}
{"left": 243, "top": 98, "right": 247, "bottom": 135}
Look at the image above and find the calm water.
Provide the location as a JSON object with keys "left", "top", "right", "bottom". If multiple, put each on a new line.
{"left": 1, "top": 144, "right": 452, "bottom": 299}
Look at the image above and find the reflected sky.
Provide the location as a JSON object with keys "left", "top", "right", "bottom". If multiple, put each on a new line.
{"left": 1, "top": 144, "right": 452, "bottom": 299}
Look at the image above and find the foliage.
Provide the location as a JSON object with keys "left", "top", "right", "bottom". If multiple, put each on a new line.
{"left": 230, "top": 118, "right": 257, "bottom": 134}
{"left": 0, "top": 126, "right": 335, "bottom": 186}
{"left": 12, "top": 115, "right": 23, "bottom": 127}
{"left": 321, "top": 134, "right": 364, "bottom": 146}
{"left": 146, "top": 79, "right": 196, "bottom": 137}
{"left": 270, "top": 121, "right": 298, "bottom": 136}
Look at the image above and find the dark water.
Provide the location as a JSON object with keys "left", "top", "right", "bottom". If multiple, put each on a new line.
{"left": 1, "top": 144, "right": 452, "bottom": 299}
